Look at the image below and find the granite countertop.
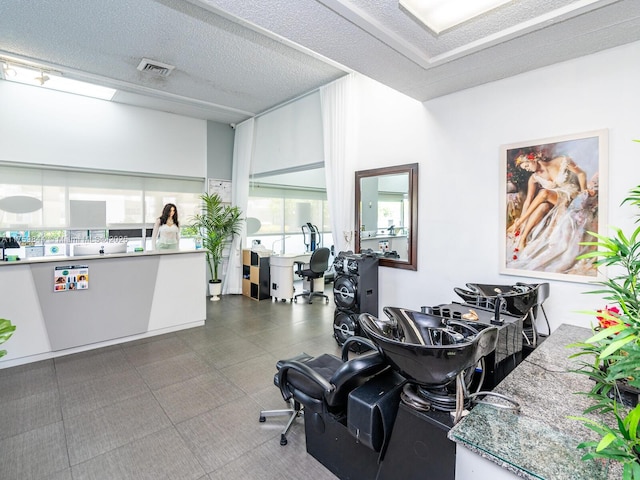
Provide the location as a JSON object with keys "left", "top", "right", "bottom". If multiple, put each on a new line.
{"left": 449, "top": 323, "right": 619, "bottom": 479}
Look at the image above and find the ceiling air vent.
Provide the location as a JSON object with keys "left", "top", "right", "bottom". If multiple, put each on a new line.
{"left": 136, "top": 58, "right": 175, "bottom": 77}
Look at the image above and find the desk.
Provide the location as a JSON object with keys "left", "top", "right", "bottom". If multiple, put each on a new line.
{"left": 269, "top": 252, "right": 312, "bottom": 302}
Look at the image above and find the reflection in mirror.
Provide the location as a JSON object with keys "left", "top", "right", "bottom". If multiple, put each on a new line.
{"left": 355, "top": 163, "right": 418, "bottom": 270}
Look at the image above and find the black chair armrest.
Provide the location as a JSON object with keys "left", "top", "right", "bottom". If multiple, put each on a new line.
{"left": 340, "top": 336, "right": 377, "bottom": 361}
{"left": 278, "top": 360, "right": 334, "bottom": 401}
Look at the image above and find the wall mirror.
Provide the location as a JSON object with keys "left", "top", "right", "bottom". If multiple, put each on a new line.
{"left": 355, "top": 163, "right": 418, "bottom": 270}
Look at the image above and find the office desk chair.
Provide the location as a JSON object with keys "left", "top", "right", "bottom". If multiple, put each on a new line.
{"left": 294, "top": 247, "right": 330, "bottom": 304}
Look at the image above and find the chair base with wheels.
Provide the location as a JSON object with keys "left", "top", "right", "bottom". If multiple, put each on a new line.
{"left": 294, "top": 276, "right": 329, "bottom": 304}
{"left": 259, "top": 353, "right": 313, "bottom": 445}
{"left": 259, "top": 398, "right": 303, "bottom": 446}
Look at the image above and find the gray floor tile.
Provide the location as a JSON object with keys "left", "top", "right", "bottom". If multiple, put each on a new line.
{"left": 0, "top": 359, "right": 55, "bottom": 378}
{"left": 153, "top": 370, "right": 245, "bottom": 424}
{"left": 195, "top": 336, "right": 268, "bottom": 370}
{"left": 54, "top": 348, "right": 134, "bottom": 388}
{"left": 207, "top": 432, "right": 338, "bottom": 480}
{"left": 247, "top": 323, "right": 326, "bottom": 353}
{"left": 176, "top": 324, "right": 242, "bottom": 350}
{"left": 251, "top": 384, "right": 292, "bottom": 413}
{"left": 219, "top": 352, "right": 281, "bottom": 395}
{"left": 121, "top": 334, "right": 192, "bottom": 367}
{"left": 269, "top": 334, "right": 342, "bottom": 361}
{"left": 226, "top": 314, "right": 282, "bottom": 338}
{"left": 71, "top": 427, "right": 205, "bottom": 480}
{"left": 0, "top": 389, "right": 62, "bottom": 440}
{"left": 46, "top": 468, "right": 74, "bottom": 480}
{"left": 176, "top": 396, "right": 278, "bottom": 473}
{"left": 0, "top": 421, "right": 69, "bottom": 480}
{"left": 136, "top": 351, "right": 211, "bottom": 390}
{"left": 0, "top": 361, "right": 58, "bottom": 403}
{"left": 59, "top": 368, "right": 150, "bottom": 419}
{"left": 65, "top": 391, "right": 172, "bottom": 465}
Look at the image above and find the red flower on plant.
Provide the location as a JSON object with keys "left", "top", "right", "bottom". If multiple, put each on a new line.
{"left": 596, "top": 306, "right": 621, "bottom": 329}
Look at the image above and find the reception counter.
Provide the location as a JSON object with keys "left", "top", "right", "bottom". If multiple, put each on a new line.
{"left": 0, "top": 249, "right": 206, "bottom": 368}
{"left": 449, "top": 324, "right": 618, "bottom": 479}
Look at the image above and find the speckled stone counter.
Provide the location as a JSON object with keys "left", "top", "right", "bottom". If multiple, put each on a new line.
{"left": 449, "top": 324, "right": 617, "bottom": 479}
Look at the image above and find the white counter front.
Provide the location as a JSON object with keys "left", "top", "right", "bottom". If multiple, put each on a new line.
{"left": 0, "top": 250, "right": 206, "bottom": 368}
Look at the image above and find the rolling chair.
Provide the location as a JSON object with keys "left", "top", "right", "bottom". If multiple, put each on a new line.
{"left": 259, "top": 336, "right": 384, "bottom": 446}
{"left": 294, "top": 247, "right": 331, "bottom": 304}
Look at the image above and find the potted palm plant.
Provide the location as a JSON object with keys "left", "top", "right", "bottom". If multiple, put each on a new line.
{"left": 569, "top": 182, "right": 640, "bottom": 478}
{"left": 190, "top": 192, "right": 243, "bottom": 301}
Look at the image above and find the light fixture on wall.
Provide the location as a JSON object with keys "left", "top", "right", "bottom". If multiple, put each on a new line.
{"left": 1, "top": 61, "right": 17, "bottom": 78}
{"left": 34, "top": 70, "right": 50, "bottom": 86}
{"left": 0, "top": 57, "right": 116, "bottom": 100}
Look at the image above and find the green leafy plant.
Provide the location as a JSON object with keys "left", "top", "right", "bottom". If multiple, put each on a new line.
{"left": 0, "top": 318, "right": 16, "bottom": 358}
{"left": 569, "top": 182, "right": 640, "bottom": 478}
{"left": 189, "top": 193, "right": 243, "bottom": 283}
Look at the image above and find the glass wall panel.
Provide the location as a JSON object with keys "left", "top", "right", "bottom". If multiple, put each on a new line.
{"left": 0, "top": 163, "right": 203, "bottom": 234}
{"left": 246, "top": 181, "right": 330, "bottom": 254}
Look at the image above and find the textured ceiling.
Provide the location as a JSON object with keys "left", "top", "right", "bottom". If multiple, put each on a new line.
{"left": 1, "top": 0, "right": 640, "bottom": 124}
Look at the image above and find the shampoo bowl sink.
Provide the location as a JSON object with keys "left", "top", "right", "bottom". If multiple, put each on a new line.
{"left": 454, "top": 282, "right": 538, "bottom": 317}
{"left": 358, "top": 308, "right": 498, "bottom": 388}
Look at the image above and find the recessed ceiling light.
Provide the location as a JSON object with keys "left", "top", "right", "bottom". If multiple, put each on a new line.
{"left": 400, "top": 0, "right": 514, "bottom": 34}
{"left": 1, "top": 62, "right": 116, "bottom": 100}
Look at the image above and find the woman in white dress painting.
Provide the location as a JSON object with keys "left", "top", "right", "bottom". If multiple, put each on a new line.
{"left": 506, "top": 151, "right": 599, "bottom": 276}
{"left": 152, "top": 203, "right": 180, "bottom": 250}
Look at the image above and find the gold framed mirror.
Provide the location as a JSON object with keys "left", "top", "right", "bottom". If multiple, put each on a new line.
{"left": 355, "top": 163, "right": 418, "bottom": 270}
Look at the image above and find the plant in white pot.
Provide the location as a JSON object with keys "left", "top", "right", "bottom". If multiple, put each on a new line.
{"left": 190, "top": 193, "right": 243, "bottom": 301}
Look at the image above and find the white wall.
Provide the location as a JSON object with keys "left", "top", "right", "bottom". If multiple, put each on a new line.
{"left": 0, "top": 81, "right": 207, "bottom": 178}
{"left": 353, "top": 41, "right": 640, "bottom": 332}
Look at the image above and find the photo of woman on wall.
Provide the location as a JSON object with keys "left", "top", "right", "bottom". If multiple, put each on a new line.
{"left": 502, "top": 131, "right": 606, "bottom": 280}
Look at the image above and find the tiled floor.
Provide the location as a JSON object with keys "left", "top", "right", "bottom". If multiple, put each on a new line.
{"left": 0, "top": 292, "right": 342, "bottom": 480}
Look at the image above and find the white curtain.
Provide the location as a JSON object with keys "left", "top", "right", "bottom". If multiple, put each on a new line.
{"left": 320, "top": 73, "right": 358, "bottom": 254}
{"left": 223, "top": 118, "right": 255, "bottom": 295}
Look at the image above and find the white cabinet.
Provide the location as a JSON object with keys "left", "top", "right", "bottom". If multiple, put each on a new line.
{"left": 269, "top": 253, "right": 312, "bottom": 302}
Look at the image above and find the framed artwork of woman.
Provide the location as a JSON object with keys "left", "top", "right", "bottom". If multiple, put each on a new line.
{"left": 500, "top": 129, "right": 608, "bottom": 283}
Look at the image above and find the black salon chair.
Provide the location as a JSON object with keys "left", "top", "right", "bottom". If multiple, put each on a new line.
{"left": 294, "top": 247, "right": 330, "bottom": 304}
{"left": 259, "top": 336, "right": 386, "bottom": 446}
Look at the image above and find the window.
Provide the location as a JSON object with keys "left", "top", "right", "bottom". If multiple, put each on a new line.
{"left": 0, "top": 163, "right": 204, "bottom": 236}
{"left": 377, "top": 193, "right": 408, "bottom": 234}
{"left": 246, "top": 183, "right": 331, "bottom": 253}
